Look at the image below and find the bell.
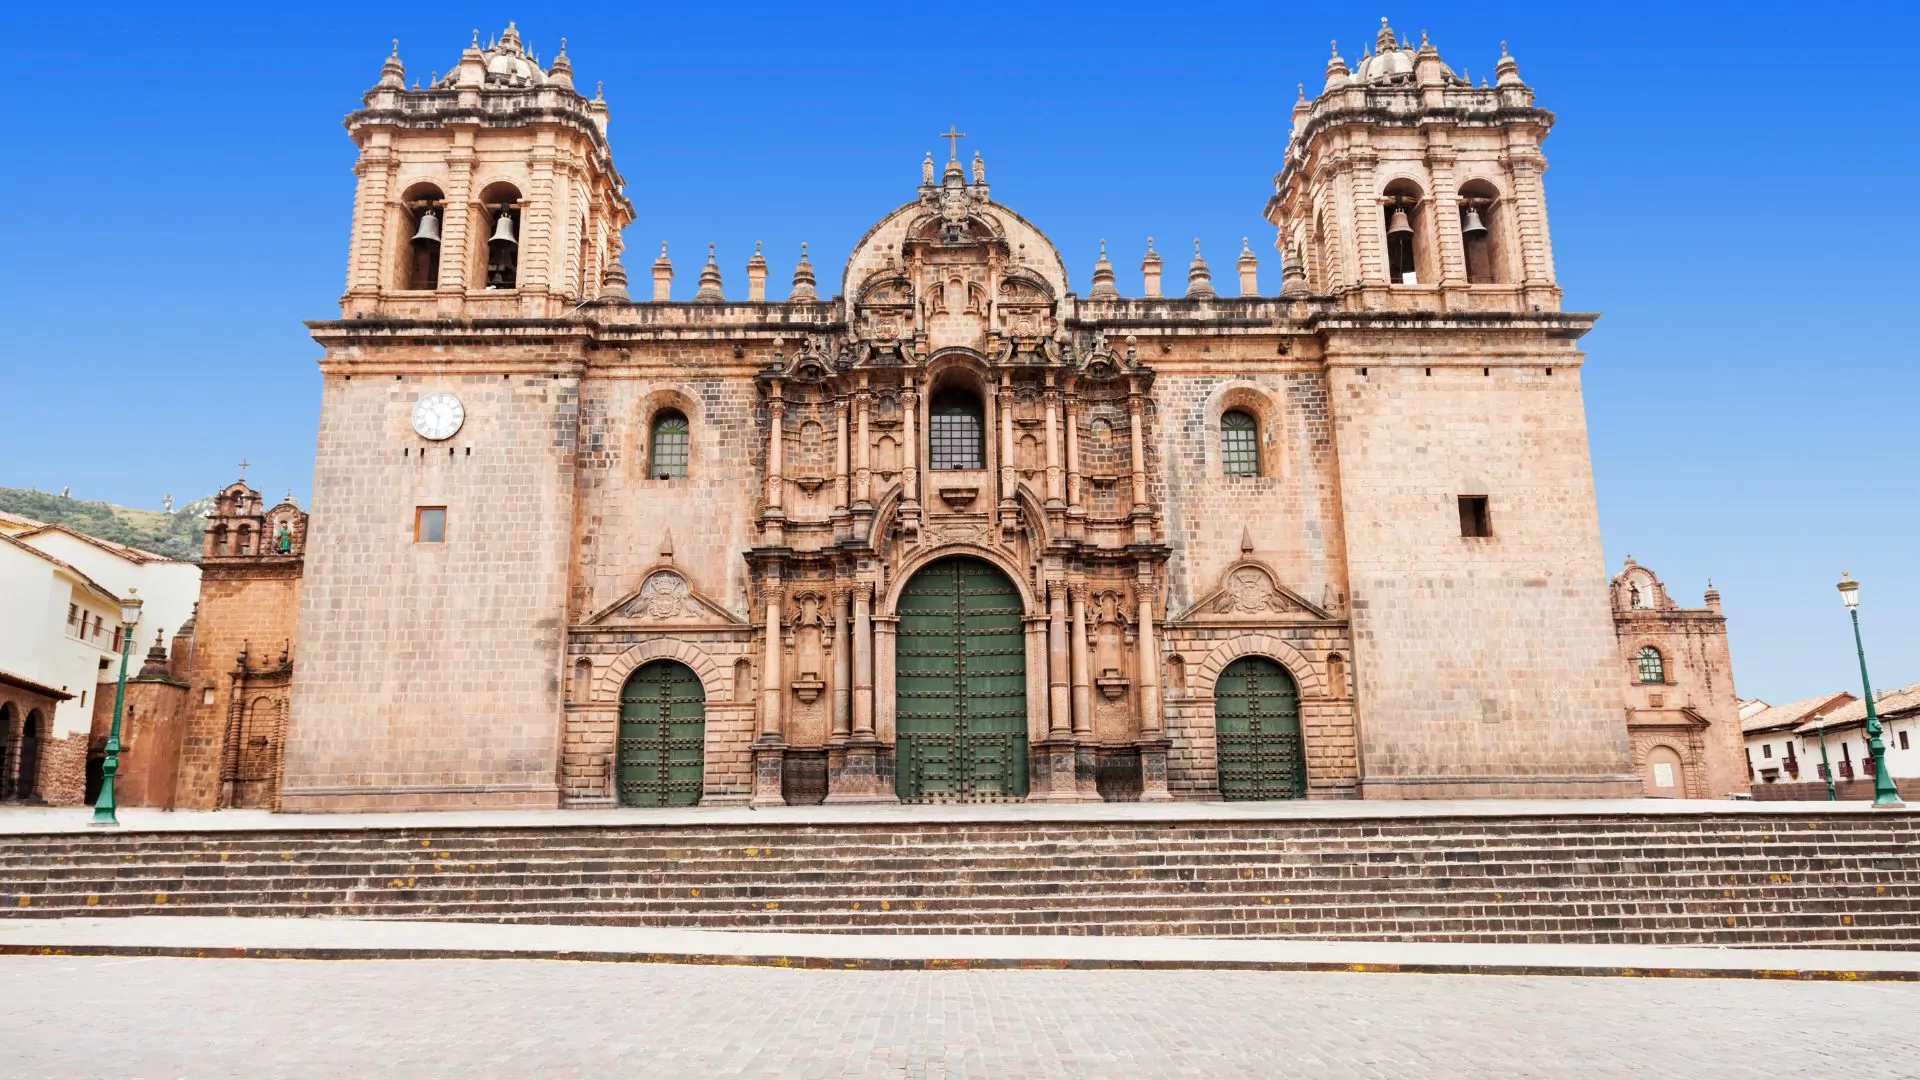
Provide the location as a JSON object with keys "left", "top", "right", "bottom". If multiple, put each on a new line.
{"left": 489, "top": 211, "right": 517, "bottom": 245}
{"left": 1387, "top": 207, "right": 1413, "bottom": 237}
{"left": 411, "top": 207, "right": 441, "bottom": 244}
{"left": 1462, "top": 207, "right": 1488, "bottom": 237}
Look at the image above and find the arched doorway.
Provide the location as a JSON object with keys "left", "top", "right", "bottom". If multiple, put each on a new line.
{"left": 14, "top": 710, "right": 44, "bottom": 802}
{"left": 1214, "top": 656, "right": 1307, "bottom": 800}
{"left": 1645, "top": 744, "right": 1686, "bottom": 798}
{"left": 617, "top": 660, "right": 706, "bottom": 807}
{"left": 0, "top": 702, "right": 15, "bottom": 799}
{"left": 895, "top": 555, "right": 1028, "bottom": 800}
{"left": 234, "top": 696, "right": 280, "bottom": 808}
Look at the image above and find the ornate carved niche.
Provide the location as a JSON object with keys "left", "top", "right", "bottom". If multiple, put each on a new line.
{"left": 786, "top": 591, "right": 830, "bottom": 703}
{"left": 1091, "top": 589, "right": 1134, "bottom": 698}
{"left": 995, "top": 271, "right": 1055, "bottom": 342}
{"left": 857, "top": 272, "right": 915, "bottom": 344}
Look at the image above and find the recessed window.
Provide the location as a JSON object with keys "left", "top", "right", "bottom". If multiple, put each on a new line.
{"left": 650, "top": 411, "right": 690, "bottom": 479}
{"left": 415, "top": 506, "right": 447, "bottom": 544}
{"left": 1458, "top": 495, "right": 1492, "bottom": 538}
{"left": 1762, "top": 744, "right": 1772, "bottom": 759}
{"left": 929, "top": 388, "right": 985, "bottom": 471}
{"left": 1636, "top": 646, "right": 1665, "bottom": 685}
{"left": 1901, "top": 730, "right": 1911, "bottom": 751}
{"left": 1221, "top": 410, "right": 1260, "bottom": 477}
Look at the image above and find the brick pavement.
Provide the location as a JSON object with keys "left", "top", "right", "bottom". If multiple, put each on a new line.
{"left": 4, "top": 956, "right": 1917, "bottom": 1078}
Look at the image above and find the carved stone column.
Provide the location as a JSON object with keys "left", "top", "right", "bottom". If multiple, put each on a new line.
{"left": 1043, "top": 386, "right": 1064, "bottom": 507}
{"left": 827, "top": 581, "right": 894, "bottom": 802}
{"left": 834, "top": 396, "right": 851, "bottom": 517}
{"left": 766, "top": 395, "right": 786, "bottom": 514}
{"left": 1064, "top": 395, "right": 1083, "bottom": 512}
{"left": 1068, "top": 583, "right": 1092, "bottom": 738}
{"left": 1136, "top": 575, "right": 1173, "bottom": 802}
{"left": 1047, "top": 580, "right": 1072, "bottom": 738}
{"left": 997, "top": 379, "right": 1017, "bottom": 505}
{"left": 853, "top": 385, "right": 873, "bottom": 508}
{"left": 901, "top": 382, "right": 920, "bottom": 516}
{"left": 752, "top": 575, "right": 787, "bottom": 807}
{"left": 831, "top": 587, "right": 852, "bottom": 741}
{"left": 1126, "top": 392, "right": 1149, "bottom": 514}
{"left": 851, "top": 582, "right": 875, "bottom": 738}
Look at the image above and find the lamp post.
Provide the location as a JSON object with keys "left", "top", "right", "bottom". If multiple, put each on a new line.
{"left": 1816, "top": 727, "right": 1835, "bottom": 801}
{"left": 1837, "top": 573, "right": 1903, "bottom": 809}
{"left": 89, "top": 589, "right": 142, "bottom": 827}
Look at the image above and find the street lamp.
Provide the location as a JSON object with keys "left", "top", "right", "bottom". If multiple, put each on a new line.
{"left": 89, "top": 588, "right": 142, "bottom": 827}
{"left": 1837, "top": 573, "right": 1903, "bottom": 809}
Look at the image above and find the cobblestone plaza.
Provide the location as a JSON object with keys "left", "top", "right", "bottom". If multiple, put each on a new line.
{"left": 6, "top": 956, "right": 1916, "bottom": 1078}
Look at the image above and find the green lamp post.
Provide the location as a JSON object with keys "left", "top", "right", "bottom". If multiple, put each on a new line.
{"left": 1816, "top": 726, "right": 1836, "bottom": 801}
{"left": 1837, "top": 573, "right": 1903, "bottom": 809}
{"left": 89, "top": 589, "right": 142, "bottom": 827}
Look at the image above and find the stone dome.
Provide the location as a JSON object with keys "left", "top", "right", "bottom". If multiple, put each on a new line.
{"left": 1349, "top": 19, "right": 1465, "bottom": 87}
{"left": 435, "top": 22, "right": 549, "bottom": 89}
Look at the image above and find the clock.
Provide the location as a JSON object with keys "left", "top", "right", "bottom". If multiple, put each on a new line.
{"left": 411, "top": 392, "right": 465, "bottom": 441}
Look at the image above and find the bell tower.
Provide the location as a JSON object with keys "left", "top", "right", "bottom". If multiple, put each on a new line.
{"left": 340, "top": 24, "right": 634, "bottom": 319}
{"left": 1267, "top": 20, "right": 1560, "bottom": 312}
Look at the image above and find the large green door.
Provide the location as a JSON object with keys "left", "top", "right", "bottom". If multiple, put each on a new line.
{"left": 617, "top": 660, "right": 705, "bottom": 807}
{"left": 895, "top": 556, "right": 1029, "bottom": 800}
{"left": 1215, "top": 656, "right": 1307, "bottom": 800}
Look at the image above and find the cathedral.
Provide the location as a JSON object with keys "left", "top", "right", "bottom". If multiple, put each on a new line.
{"left": 163, "top": 19, "right": 1750, "bottom": 812}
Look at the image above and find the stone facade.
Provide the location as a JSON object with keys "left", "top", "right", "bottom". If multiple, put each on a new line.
{"left": 280, "top": 20, "right": 1645, "bottom": 811}
{"left": 1609, "top": 558, "right": 1748, "bottom": 799}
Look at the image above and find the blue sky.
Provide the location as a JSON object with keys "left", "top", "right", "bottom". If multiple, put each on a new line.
{"left": 3, "top": 2, "right": 1914, "bottom": 703}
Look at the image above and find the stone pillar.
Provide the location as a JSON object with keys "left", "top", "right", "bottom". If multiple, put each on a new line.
{"left": 766, "top": 396, "right": 785, "bottom": 513}
{"left": 997, "top": 379, "right": 1017, "bottom": 505}
{"left": 752, "top": 576, "right": 786, "bottom": 806}
{"left": 1426, "top": 140, "right": 1465, "bottom": 286}
{"left": 834, "top": 397, "right": 851, "bottom": 516}
{"left": 1043, "top": 387, "right": 1064, "bottom": 507}
{"left": 874, "top": 616, "right": 897, "bottom": 744}
{"left": 1069, "top": 583, "right": 1092, "bottom": 738}
{"left": 901, "top": 382, "right": 920, "bottom": 514}
{"left": 437, "top": 147, "right": 474, "bottom": 302}
{"left": 1127, "top": 391, "right": 1151, "bottom": 543}
{"left": 1136, "top": 575, "right": 1172, "bottom": 802}
{"left": 1047, "top": 581, "right": 1072, "bottom": 737}
{"left": 852, "top": 583, "right": 875, "bottom": 738}
{"left": 1024, "top": 617, "right": 1049, "bottom": 740}
{"left": 831, "top": 587, "right": 852, "bottom": 741}
{"left": 1064, "top": 396, "right": 1083, "bottom": 511}
{"left": 854, "top": 386, "right": 873, "bottom": 508}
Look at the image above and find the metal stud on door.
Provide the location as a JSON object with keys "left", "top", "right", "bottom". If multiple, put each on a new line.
{"left": 895, "top": 557, "right": 1029, "bottom": 801}
{"left": 1214, "top": 656, "right": 1306, "bottom": 800}
{"left": 618, "top": 660, "right": 706, "bottom": 807}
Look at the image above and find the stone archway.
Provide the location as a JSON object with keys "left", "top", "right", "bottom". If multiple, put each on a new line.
{"left": 893, "top": 555, "right": 1028, "bottom": 801}
{"left": 1644, "top": 744, "right": 1687, "bottom": 798}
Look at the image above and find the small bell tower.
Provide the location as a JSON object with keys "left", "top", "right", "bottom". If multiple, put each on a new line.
{"left": 1266, "top": 20, "right": 1560, "bottom": 312}
{"left": 339, "top": 25, "right": 635, "bottom": 319}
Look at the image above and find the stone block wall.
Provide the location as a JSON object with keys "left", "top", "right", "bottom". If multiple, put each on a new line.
{"left": 562, "top": 631, "right": 758, "bottom": 804}
{"left": 178, "top": 565, "right": 301, "bottom": 808}
{"left": 285, "top": 366, "right": 580, "bottom": 811}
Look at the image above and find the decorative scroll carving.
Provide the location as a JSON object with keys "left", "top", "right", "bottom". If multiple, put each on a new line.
{"left": 630, "top": 571, "right": 693, "bottom": 620}
{"left": 1214, "top": 566, "right": 1296, "bottom": 615}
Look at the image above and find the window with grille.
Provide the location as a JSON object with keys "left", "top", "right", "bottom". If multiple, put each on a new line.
{"left": 650, "top": 412, "right": 690, "bottom": 479}
{"left": 1636, "top": 646, "right": 1664, "bottom": 684}
{"left": 929, "top": 389, "right": 985, "bottom": 471}
{"left": 1221, "top": 410, "right": 1260, "bottom": 476}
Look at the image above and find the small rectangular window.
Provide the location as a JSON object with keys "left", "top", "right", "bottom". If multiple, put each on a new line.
{"left": 1762, "top": 744, "right": 1772, "bottom": 759}
{"left": 67, "top": 603, "right": 78, "bottom": 627}
{"left": 415, "top": 506, "right": 447, "bottom": 543}
{"left": 1458, "top": 495, "right": 1492, "bottom": 538}
{"left": 1901, "top": 730, "right": 1911, "bottom": 751}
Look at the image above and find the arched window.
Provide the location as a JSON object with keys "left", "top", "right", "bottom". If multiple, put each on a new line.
{"left": 1221, "top": 410, "right": 1260, "bottom": 477}
{"left": 1459, "top": 180, "right": 1503, "bottom": 285}
{"left": 650, "top": 411, "right": 690, "bottom": 479}
{"left": 929, "top": 388, "right": 985, "bottom": 471}
{"left": 478, "top": 182, "right": 522, "bottom": 290}
{"left": 400, "top": 183, "right": 445, "bottom": 290}
{"left": 1637, "top": 646, "right": 1665, "bottom": 685}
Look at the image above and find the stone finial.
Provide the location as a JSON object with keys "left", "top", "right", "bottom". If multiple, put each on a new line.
{"left": 548, "top": 37, "right": 574, "bottom": 89}
{"left": 650, "top": 242, "right": 673, "bottom": 302}
{"left": 922, "top": 152, "right": 935, "bottom": 185}
{"left": 1089, "top": 239, "right": 1118, "bottom": 299}
{"left": 135, "top": 632, "right": 172, "bottom": 680}
{"left": 1185, "top": 238, "right": 1215, "bottom": 300}
{"left": 971, "top": 151, "right": 986, "bottom": 185}
{"left": 379, "top": 39, "right": 406, "bottom": 89}
{"left": 1703, "top": 579, "right": 1721, "bottom": 612}
{"left": 1240, "top": 527, "right": 1255, "bottom": 556}
{"left": 1325, "top": 40, "right": 1350, "bottom": 90}
{"left": 790, "top": 243, "right": 818, "bottom": 302}
{"left": 1141, "top": 237, "right": 1163, "bottom": 298}
{"left": 660, "top": 530, "right": 675, "bottom": 561}
{"left": 1280, "top": 242, "right": 1309, "bottom": 297}
{"left": 1496, "top": 40, "right": 1524, "bottom": 86}
{"left": 695, "top": 244, "right": 725, "bottom": 302}
{"left": 1236, "top": 237, "right": 1259, "bottom": 297}
{"left": 600, "top": 257, "right": 630, "bottom": 301}
{"left": 746, "top": 240, "right": 768, "bottom": 302}
{"left": 1376, "top": 16, "right": 1397, "bottom": 53}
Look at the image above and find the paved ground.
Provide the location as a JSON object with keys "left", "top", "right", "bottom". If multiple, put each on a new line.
{"left": 4, "top": 955, "right": 1916, "bottom": 1078}
{"left": 2, "top": 797, "right": 1906, "bottom": 835}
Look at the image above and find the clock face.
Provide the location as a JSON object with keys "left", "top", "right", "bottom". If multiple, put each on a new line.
{"left": 411, "top": 392, "right": 465, "bottom": 441}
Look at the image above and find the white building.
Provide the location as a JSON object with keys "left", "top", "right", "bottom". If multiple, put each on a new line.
{"left": 1793, "top": 683, "right": 1920, "bottom": 786}
{"left": 1740, "top": 693, "right": 1853, "bottom": 786}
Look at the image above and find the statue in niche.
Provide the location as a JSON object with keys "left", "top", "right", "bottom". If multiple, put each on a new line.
{"left": 275, "top": 523, "right": 293, "bottom": 553}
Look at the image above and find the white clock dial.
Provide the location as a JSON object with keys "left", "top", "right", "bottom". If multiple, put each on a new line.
{"left": 411, "top": 392, "right": 465, "bottom": 441}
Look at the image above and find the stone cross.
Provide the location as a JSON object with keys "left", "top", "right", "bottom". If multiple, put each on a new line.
{"left": 938, "top": 125, "right": 966, "bottom": 161}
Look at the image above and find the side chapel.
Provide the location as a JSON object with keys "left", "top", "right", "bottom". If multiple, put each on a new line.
{"left": 265, "top": 19, "right": 1672, "bottom": 811}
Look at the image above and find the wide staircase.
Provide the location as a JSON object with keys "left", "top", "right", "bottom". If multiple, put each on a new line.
{"left": 3, "top": 811, "right": 1918, "bottom": 946}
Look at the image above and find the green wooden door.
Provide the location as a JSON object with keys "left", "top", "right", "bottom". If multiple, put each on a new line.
{"left": 617, "top": 660, "right": 705, "bottom": 807}
{"left": 1215, "top": 656, "right": 1307, "bottom": 800}
{"left": 895, "top": 556, "right": 1029, "bottom": 800}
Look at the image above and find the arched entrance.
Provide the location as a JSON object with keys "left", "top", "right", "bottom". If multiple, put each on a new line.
{"left": 14, "top": 710, "right": 44, "bottom": 802}
{"left": 0, "top": 702, "right": 14, "bottom": 799}
{"left": 1644, "top": 744, "right": 1686, "bottom": 798}
{"left": 895, "top": 555, "right": 1028, "bottom": 800}
{"left": 617, "top": 660, "right": 706, "bottom": 807}
{"left": 1214, "top": 656, "right": 1306, "bottom": 800}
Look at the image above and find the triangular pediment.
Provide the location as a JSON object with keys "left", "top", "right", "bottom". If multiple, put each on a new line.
{"left": 586, "top": 566, "right": 745, "bottom": 627}
{"left": 1174, "top": 561, "right": 1336, "bottom": 623}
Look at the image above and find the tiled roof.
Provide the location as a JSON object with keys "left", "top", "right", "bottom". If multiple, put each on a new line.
{"left": 1796, "top": 682, "right": 1920, "bottom": 734}
{"left": 0, "top": 509, "right": 48, "bottom": 528}
{"left": 12, "top": 522, "right": 178, "bottom": 564}
{"left": 1740, "top": 692, "right": 1855, "bottom": 735}
{"left": 0, "top": 530, "right": 123, "bottom": 605}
